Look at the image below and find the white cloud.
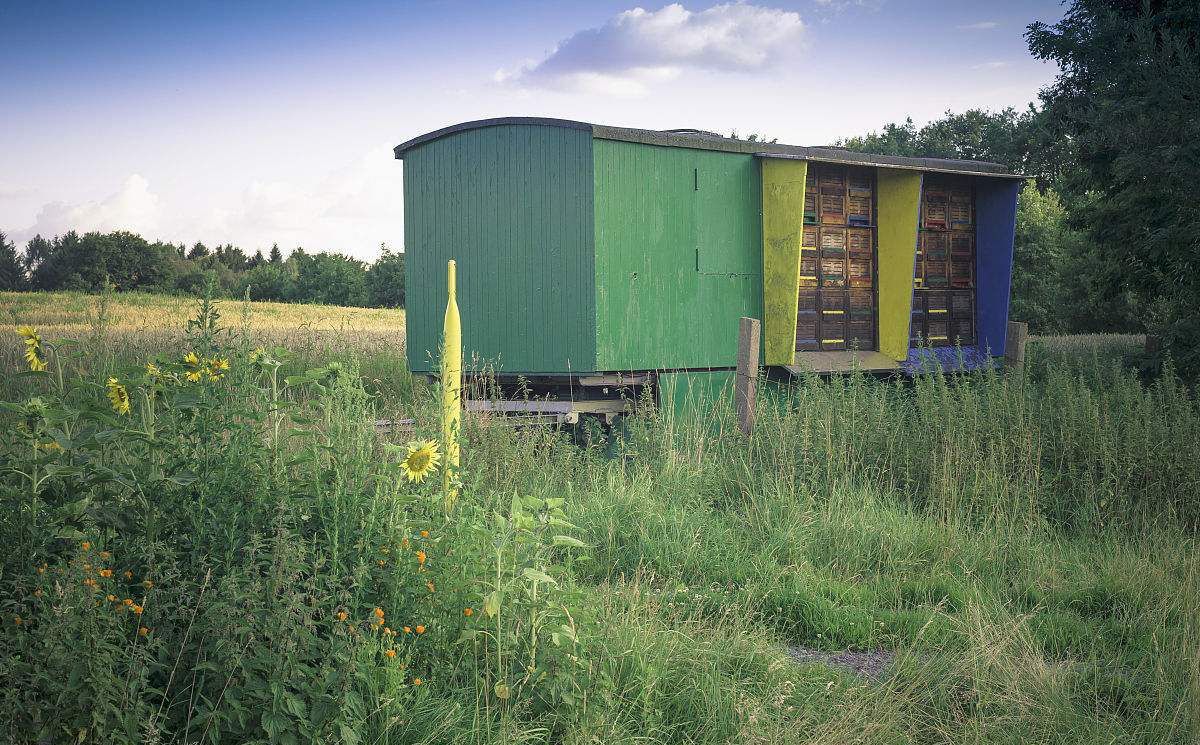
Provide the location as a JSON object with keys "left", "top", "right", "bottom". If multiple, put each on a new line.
{"left": 16, "top": 174, "right": 161, "bottom": 244}
{"left": 11, "top": 148, "right": 404, "bottom": 262}
{"left": 956, "top": 21, "right": 998, "bottom": 30}
{"left": 496, "top": 2, "right": 806, "bottom": 96}
{"left": 203, "top": 145, "right": 404, "bottom": 261}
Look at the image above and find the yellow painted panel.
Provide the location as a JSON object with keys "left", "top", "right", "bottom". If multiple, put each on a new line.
{"left": 761, "top": 159, "right": 808, "bottom": 366}
{"left": 876, "top": 169, "right": 923, "bottom": 361}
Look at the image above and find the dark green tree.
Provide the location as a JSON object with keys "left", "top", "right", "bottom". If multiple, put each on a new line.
{"left": 22, "top": 235, "right": 53, "bottom": 278}
{"left": 366, "top": 245, "right": 405, "bottom": 308}
{"left": 837, "top": 108, "right": 1072, "bottom": 190}
{"left": 1027, "top": 0, "right": 1200, "bottom": 376}
{"left": 239, "top": 263, "right": 295, "bottom": 302}
{"left": 268, "top": 243, "right": 284, "bottom": 264}
{"left": 29, "top": 231, "right": 174, "bottom": 291}
{"left": 290, "top": 250, "right": 369, "bottom": 306}
{"left": 0, "top": 231, "right": 26, "bottom": 290}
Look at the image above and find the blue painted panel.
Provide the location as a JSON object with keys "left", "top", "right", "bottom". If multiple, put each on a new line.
{"left": 975, "top": 180, "right": 1022, "bottom": 357}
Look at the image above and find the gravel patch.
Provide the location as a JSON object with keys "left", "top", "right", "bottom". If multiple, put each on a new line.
{"left": 787, "top": 645, "right": 896, "bottom": 681}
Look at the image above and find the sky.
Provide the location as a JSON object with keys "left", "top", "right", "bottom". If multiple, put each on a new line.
{"left": 0, "top": 0, "right": 1068, "bottom": 262}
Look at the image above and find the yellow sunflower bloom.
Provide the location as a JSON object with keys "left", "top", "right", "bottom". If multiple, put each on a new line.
{"left": 206, "top": 357, "right": 230, "bottom": 382}
{"left": 17, "top": 327, "right": 47, "bottom": 372}
{"left": 106, "top": 378, "right": 130, "bottom": 416}
{"left": 400, "top": 440, "right": 441, "bottom": 483}
{"left": 182, "top": 351, "right": 200, "bottom": 367}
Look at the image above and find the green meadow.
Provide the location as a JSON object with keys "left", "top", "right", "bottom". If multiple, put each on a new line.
{"left": 0, "top": 291, "right": 1197, "bottom": 744}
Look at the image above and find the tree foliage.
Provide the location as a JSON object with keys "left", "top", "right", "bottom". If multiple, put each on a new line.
{"left": 3, "top": 230, "right": 404, "bottom": 309}
{"left": 0, "top": 232, "right": 24, "bottom": 291}
{"left": 367, "top": 246, "right": 405, "bottom": 309}
{"left": 1027, "top": 0, "right": 1200, "bottom": 376}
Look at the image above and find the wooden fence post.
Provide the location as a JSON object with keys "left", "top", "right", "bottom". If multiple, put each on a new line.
{"left": 736, "top": 317, "right": 761, "bottom": 436}
{"left": 1005, "top": 321, "right": 1028, "bottom": 372}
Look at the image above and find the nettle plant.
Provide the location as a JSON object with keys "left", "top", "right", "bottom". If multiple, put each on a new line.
{"left": 469, "top": 494, "right": 597, "bottom": 714}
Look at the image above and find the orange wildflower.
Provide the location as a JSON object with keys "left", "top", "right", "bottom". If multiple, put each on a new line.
{"left": 138, "top": 627, "right": 149, "bottom": 637}
{"left": 426, "top": 580, "right": 435, "bottom": 592}
{"left": 143, "top": 580, "right": 153, "bottom": 589}
{"left": 82, "top": 542, "right": 91, "bottom": 550}
{"left": 403, "top": 626, "right": 411, "bottom": 634}
{"left": 99, "top": 569, "right": 113, "bottom": 578}
{"left": 464, "top": 607, "right": 474, "bottom": 617}
{"left": 132, "top": 605, "right": 144, "bottom": 615}
{"left": 416, "top": 550, "right": 426, "bottom": 566}
{"left": 336, "top": 611, "right": 347, "bottom": 621}
{"left": 412, "top": 678, "right": 422, "bottom": 686}
{"left": 420, "top": 530, "right": 429, "bottom": 538}
{"left": 415, "top": 625, "right": 425, "bottom": 634}
{"left": 385, "top": 648, "right": 396, "bottom": 658}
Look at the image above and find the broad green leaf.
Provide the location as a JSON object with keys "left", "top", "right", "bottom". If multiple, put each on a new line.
{"left": 552, "top": 535, "right": 588, "bottom": 549}
{"left": 484, "top": 590, "right": 501, "bottom": 618}
{"left": 522, "top": 567, "right": 556, "bottom": 585}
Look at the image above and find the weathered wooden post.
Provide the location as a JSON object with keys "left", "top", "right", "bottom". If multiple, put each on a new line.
{"left": 442, "top": 260, "right": 461, "bottom": 512}
{"left": 735, "top": 317, "right": 760, "bottom": 436}
{"left": 1004, "top": 321, "right": 1028, "bottom": 372}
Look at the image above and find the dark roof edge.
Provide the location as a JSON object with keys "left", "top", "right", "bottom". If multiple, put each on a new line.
{"left": 758, "top": 152, "right": 1029, "bottom": 179}
{"left": 394, "top": 116, "right": 1024, "bottom": 177}
{"left": 394, "top": 117, "right": 592, "bottom": 158}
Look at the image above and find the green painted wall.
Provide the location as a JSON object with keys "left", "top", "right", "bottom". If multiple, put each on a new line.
{"left": 593, "top": 139, "right": 762, "bottom": 371}
{"left": 658, "top": 369, "right": 736, "bottom": 426}
{"left": 876, "top": 169, "right": 923, "bottom": 360}
{"left": 760, "top": 159, "right": 807, "bottom": 366}
{"left": 403, "top": 125, "right": 597, "bottom": 374}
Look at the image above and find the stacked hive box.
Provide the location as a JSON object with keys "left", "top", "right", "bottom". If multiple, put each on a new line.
{"left": 912, "top": 176, "right": 976, "bottom": 347}
{"left": 796, "top": 164, "right": 876, "bottom": 352}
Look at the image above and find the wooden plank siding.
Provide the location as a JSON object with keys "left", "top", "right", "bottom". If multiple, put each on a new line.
{"left": 402, "top": 124, "right": 597, "bottom": 374}
{"left": 760, "top": 158, "right": 807, "bottom": 366}
{"left": 593, "top": 139, "right": 762, "bottom": 371}
{"left": 876, "top": 169, "right": 923, "bottom": 360}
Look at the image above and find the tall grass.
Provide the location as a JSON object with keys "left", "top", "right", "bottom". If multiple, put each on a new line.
{"left": 0, "top": 294, "right": 1197, "bottom": 744}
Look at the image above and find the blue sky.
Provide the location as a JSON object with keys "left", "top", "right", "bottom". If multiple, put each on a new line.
{"left": 0, "top": 0, "right": 1067, "bottom": 261}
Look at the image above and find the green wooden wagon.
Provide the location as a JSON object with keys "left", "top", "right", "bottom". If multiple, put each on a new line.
{"left": 394, "top": 118, "right": 1023, "bottom": 419}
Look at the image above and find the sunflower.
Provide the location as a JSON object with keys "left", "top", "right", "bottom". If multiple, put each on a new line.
{"left": 400, "top": 440, "right": 441, "bottom": 483}
{"left": 183, "top": 352, "right": 202, "bottom": 382}
{"left": 106, "top": 378, "right": 130, "bottom": 416}
{"left": 206, "top": 357, "right": 230, "bottom": 382}
{"left": 17, "top": 327, "right": 47, "bottom": 372}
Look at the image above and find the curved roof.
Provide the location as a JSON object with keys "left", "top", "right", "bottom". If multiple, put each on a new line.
{"left": 393, "top": 116, "right": 1024, "bottom": 178}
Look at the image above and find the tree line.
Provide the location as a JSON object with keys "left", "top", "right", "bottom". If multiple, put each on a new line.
{"left": 0, "top": 231, "right": 404, "bottom": 309}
